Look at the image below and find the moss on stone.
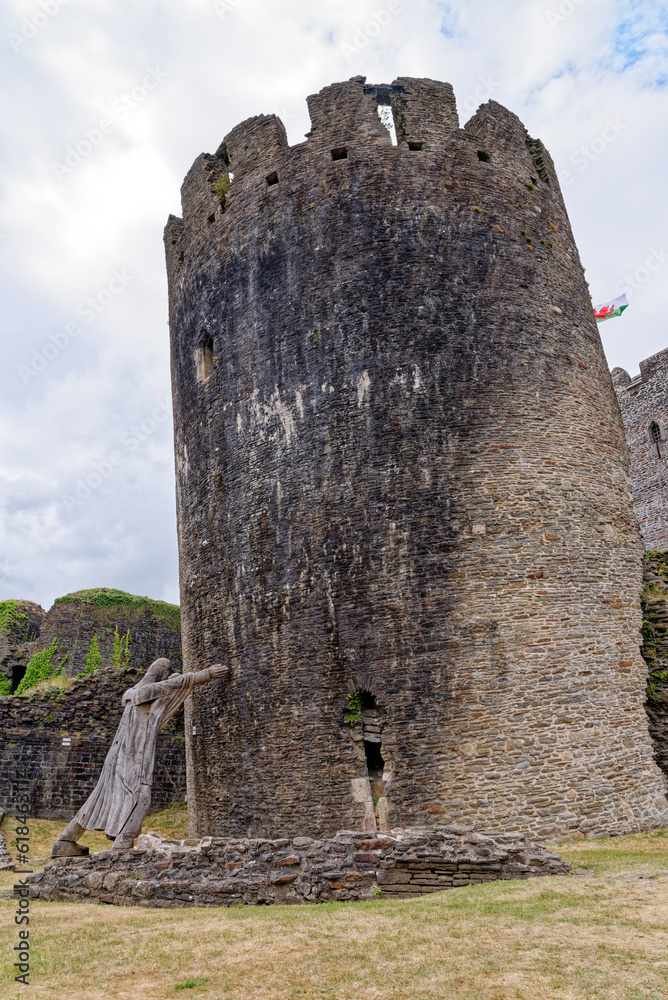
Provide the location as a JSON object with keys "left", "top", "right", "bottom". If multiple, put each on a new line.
{"left": 54, "top": 588, "right": 181, "bottom": 632}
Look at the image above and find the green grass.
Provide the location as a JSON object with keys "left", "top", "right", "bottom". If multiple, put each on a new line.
{"left": 556, "top": 829, "right": 668, "bottom": 874}
{"left": 0, "top": 813, "right": 666, "bottom": 999}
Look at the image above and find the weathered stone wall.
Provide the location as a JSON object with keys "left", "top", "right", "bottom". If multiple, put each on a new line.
{"left": 612, "top": 348, "right": 668, "bottom": 551}
{"left": 166, "top": 76, "right": 668, "bottom": 843}
{"left": 0, "top": 601, "right": 45, "bottom": 690}
{"left": 34, "top": 590, "right": 182, "bottom": 679}
{"left": 641, "top": 552, "right": 668, "bottom": 778}
{"left": 0, "top": 667, "right": 186, "bottom": 819}
{"left": 27, "top": 828, "right": 569, "bottom": 907}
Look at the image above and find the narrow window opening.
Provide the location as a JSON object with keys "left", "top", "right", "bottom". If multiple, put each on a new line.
{"left": 195, "top": 335, "right": 214, "bottom": 383}
{"left": 477, "top": 150, "right": 490, "bottom": 162}
{"left": 331, "top": 146, "right": 348, "bottom": 160}
{"left": 408, "top": 141, "right": 424, "bottom": 152}
{"left": 207, "top": 213, "right": 215, "bottom": 224}
{"left": 530, "top": 175, "right": 538, "bottom": 185}
{"left": 377, "top": 102, "right": 398, "bottom": 145}
{"left": 266, "top": 171, "right": 279, "bottom": 186}
{"left": 360, "top": 692, "right": 385, "bottom": 797}
{"left": 364, "top": 739, "right": 384, "bottom": 775}
{"left": 650, "top": 421, "right": 662, "bottom": 443}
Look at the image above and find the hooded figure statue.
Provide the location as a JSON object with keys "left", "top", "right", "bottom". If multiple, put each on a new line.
{"left": 52, "top": 657, "right": 227, "bottom": 856}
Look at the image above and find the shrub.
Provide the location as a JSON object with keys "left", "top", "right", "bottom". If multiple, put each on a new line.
{"left": 84, "top": 635, "right": 102, "bottom": 675}
{"left": 15, "top": 641, "right": 59, "bottom": 695}
{"left": 111, "top": 626, "right": 131, "bottom": 669}
{"left": 344, "top": 690, "right": 363, "bottom": 726}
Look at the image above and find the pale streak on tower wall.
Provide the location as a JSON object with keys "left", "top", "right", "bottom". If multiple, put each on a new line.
{"left": 165, "top": 77, "right": 668, "bottom": 841}
{"left": 612, "top": 348, "right": 668, "bottom": 551}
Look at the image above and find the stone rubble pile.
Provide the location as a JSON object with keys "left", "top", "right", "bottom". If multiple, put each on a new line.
{"left": 27, "top": 826, "right": 569, "bottom": 908}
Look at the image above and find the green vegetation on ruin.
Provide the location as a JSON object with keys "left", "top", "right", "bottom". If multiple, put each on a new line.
{"left": 641, "top": 551, "right": 668, "bottom": 703}
{"left": 14, "top": 640, "right": 62, "bottom": 696}
{"left": 212, "top": 174, "right": 230, "bottom": 203}
{"left": 54, "top": 587, "right": 181, "bottom": 632}
{"left": 0, "top": 599, "right": 28, "bottom": 639}
{"left": 84, "top": 634, "right": 101, "bottom": 676}
{"left": 343, "top": 690, "right": 363, "bottom": 726}
{"left": 111, "top": 625, "right": 131, "bottom": 669}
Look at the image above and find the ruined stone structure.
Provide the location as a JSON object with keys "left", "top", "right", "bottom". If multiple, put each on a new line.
{"left": 612, "top": 348, "right": 668, "bottom": 551}
{"left": 0, "top": 667, "right": 186, "bottom": 819}
{"left": 0, "top": 588, "right": 181, "bottom": 692}
{"left": 0, "top": 600, "right": 45, "bottom": 692}
{"left": 28, "top": 827, "right": 569, "bottom": 907}
{"left": 165, "top": 76, "right": 668, "bottom": 843}
{"left": 0, "top": 589, "right": 186, "bottom": 821}
{"left": 36, "top": 589, "right": 182, "bottom": 680}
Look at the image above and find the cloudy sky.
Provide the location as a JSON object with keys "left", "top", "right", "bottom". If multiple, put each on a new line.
{"left": 0, "top": 0, "right": 666, "bottom": 611}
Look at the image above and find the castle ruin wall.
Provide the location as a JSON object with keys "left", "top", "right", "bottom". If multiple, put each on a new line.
{"left": 612, "top": 348, "right": 668, "bottom": 551}
{"left": 166, "top": 77, "right": 668, "bottom": 842}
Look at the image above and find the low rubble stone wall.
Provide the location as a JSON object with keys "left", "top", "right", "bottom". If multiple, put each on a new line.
{"left": 28, "top": 827, "right": 570, "bottom": 907}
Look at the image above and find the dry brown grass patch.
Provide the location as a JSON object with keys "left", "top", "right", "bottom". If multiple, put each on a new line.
{"left": 0, "top": 815, "right": 666, "bottom": 1000}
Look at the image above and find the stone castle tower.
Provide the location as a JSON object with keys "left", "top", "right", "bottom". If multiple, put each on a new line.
{"left": 612, "top": 348, "right": 668, "bottom": 551}
{"left": 165, "top": 77, "right": 668, "bottom": 841}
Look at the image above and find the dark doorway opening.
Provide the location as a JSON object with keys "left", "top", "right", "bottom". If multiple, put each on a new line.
{"left": 364, "top": 739, "right": 384, "bottom": 775}
{"left": 11, "top": 663, "right": 26, "bottom": 693}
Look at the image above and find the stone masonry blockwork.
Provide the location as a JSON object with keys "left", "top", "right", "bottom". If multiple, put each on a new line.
{"left": 165, "top": 77, "right": 668, "bottom": 841}
{"left": 28, "top": 829, "right": 569, "bottom": 907}
{"left": 612, "top": 348, "right": 668, "bottom": 551}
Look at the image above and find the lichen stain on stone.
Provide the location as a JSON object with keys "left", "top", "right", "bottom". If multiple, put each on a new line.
{"left": 246, "top": 388, "right": 297, "bottom": 446}
{"left": 357, "top": 371, "right": 371, "bottom": 408}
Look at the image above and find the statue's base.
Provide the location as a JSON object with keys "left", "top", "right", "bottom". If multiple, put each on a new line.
{"left": 31, "top": 827, "right": 570, "bottom": 908}
{"left": 51, "top": 841, "right": 90, "bottom": 858}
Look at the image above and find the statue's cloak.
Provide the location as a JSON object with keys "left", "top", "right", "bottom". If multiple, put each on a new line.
{"left": 75, "top": 671, "right": 196, "bottom": 838}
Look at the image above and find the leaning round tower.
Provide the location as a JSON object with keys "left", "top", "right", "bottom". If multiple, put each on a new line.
{"left": 165, "top": 76, "right": 668, "bottom": 840}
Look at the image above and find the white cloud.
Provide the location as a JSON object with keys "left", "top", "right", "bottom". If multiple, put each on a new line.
{"left": 0, "top": 0, "right": 666, "bottom": 607}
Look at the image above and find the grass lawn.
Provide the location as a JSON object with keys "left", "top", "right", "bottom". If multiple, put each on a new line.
{"left": 1, "top": 808, "right": 667, "bottom": 1000}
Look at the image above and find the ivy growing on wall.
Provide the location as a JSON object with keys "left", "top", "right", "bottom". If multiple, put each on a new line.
{"left": 15, "top": 641, "right": 60, "bottom": 695}
{"left": 0, "top": 600, "right": 28, "bottom": 639}
{"left": 111, "top": 626, "right": 131, "bottom": 669}
{"left": 84, "top": 635, "right": 102, "bottom": 675}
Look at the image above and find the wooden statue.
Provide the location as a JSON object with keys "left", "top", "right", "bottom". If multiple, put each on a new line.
{"left": 52, "top": 658, "right": 227, "bottom": 856}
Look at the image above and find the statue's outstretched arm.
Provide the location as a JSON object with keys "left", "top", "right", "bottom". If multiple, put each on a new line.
{"left": 192, "top": 663, "right": 228, "bottom": 685}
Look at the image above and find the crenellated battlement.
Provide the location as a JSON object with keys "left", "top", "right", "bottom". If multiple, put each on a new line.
{"left": 166, "top": 76, "right": 565, "bottom": 249}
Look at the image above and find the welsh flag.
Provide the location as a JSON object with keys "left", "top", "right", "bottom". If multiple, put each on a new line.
{"left": 594, "top": 294, "right": 629, "bottom": 323}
